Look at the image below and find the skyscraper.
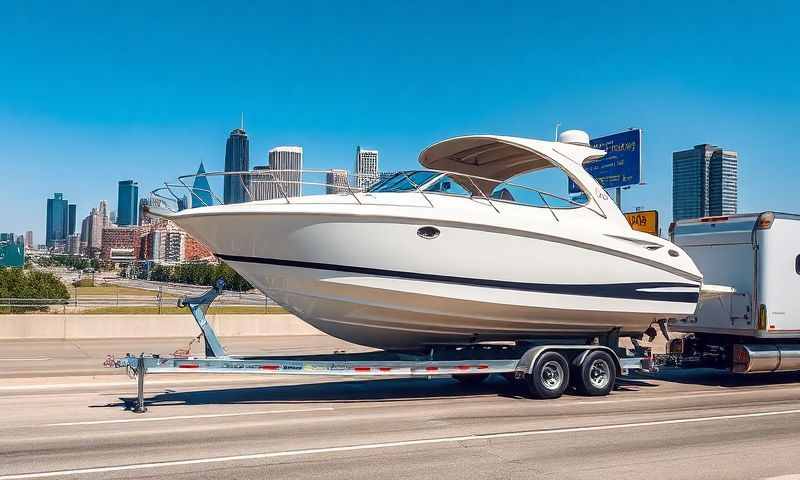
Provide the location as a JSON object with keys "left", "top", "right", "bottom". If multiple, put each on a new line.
{"left": 354, "top": 146, "right": 379, "bottom": 191}
{"left": 326, "top": 169, "right": 350, "bottom": 194}
{"left": 223, "top": 126, "right": 250, "bottom": 204}
{"left": 673, "top": 144, "right": 738, "bottom": 221}
{"left": 68, "top": 204, "right": 76, "bottom": 235}
{"left": 117, "top": 180, "right": 139, "bottom": 226}
{"left": 46, "top": 193, "right": 69, "bottom": 248}
{"left": 266, "top": 146, "right": 303, "bottom": 198}
{"left": 24, "top": 231, "right": 33, "bottom": 249}
{"left": 191, "top": 161, "right": 214, "bottom": 207}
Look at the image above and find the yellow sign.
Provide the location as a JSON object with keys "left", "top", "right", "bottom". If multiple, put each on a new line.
{"left": 624, "top": 210, "right": 659, "bottom": 236}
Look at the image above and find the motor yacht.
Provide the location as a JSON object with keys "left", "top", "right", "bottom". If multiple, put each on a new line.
{"left": 147, "top": 131, "right": 703, "bottom": 349}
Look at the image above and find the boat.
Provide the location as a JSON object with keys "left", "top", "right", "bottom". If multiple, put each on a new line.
{"left": 147, "top": 130, "right": 703, "bottom": 350}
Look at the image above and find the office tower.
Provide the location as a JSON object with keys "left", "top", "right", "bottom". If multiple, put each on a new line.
{"left": 117, "top": 180, "right": 139, "bottom": 226}
{"left": 25, "top": 231, "right": 33, "bottom": 249}
{"left": 250, "top": 166, "right": 277, "bottom": 201}
{"left": 673, "top": 144, "right": 738, "bottom": 221}
{"left": 84, "top": 200, "right": 110, "bottom": 256}
{"left": 267, "top": 146, "right": 303, "bottom": 198}
{"left": 354, "top": 146, "right": 379, "bottom": 191}
{"left": 191, "top": 161, "right": 214, "bottom": 207}
{"left": 68, "top": 204, "right": 76, "bottom": 235}
{"left": 326, "top": 169, "right": 350, "bottom": 194}
{"left": 46, "top": 193, "right": 69, "bottom": 248}
{"left": 223, "top": 125, "right": 250, "bottom": 204}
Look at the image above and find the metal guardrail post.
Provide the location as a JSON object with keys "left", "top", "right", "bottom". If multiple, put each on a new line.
{"left": 133, "top": 353, "right": 147, "bottom": 413}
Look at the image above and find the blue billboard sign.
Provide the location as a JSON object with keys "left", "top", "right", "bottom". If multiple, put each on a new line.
{"left": 568, "top": 129, "right": 642, "bottom": 194}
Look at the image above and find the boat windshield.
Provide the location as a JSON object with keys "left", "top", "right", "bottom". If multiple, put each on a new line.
{"left": 368, "top": 171, "right": 440, "bottom": 192}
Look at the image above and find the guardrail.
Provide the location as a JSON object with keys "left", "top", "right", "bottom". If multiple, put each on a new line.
{"left": 0, "top": 294, "right": 278, "bottom": 314}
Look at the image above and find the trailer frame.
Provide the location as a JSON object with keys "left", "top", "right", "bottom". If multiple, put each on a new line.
{"left": 106, "top": 280, "right": 655, "bottom": 412}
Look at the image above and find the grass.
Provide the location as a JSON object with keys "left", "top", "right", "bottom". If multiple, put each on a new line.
{"left": 80, "top": 305, "right": 288, "bottom": 314}
{"left": 72, "top": 285, "right": 178, "bottom": 298}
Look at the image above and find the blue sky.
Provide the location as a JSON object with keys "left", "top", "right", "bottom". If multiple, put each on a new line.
{"left": 2, "top": 1, "right": 798, "bottom": 242}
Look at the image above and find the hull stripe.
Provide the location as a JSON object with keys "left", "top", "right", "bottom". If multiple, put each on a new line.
{"left": 216, "top": 254, "right": 700, "bottom": 304}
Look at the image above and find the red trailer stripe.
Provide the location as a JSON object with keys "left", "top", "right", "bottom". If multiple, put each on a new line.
{"left": 178, "top": 364, "right": 199, "bottom": 369}
{"left": 260, "top": 365, "right": 280, "bottom": 370}
{"left": 354, "top": 367, "right": 371, "bottom": 372}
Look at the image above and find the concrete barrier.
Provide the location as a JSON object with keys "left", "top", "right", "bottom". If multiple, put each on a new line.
{"left": 0, "top": 314, "right": 322, "bottom": 340}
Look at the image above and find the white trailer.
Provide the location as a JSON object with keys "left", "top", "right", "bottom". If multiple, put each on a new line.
{"left": 669, "top": 211, "right": 800, "bottom": 373}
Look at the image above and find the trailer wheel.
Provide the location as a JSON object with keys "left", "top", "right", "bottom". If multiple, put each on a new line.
{"left": 526, "top": 351, "right": 569, "bottom": 399}
{"left": 452, "top": 373, "right": 490, "bottom": 385}
{"left": 575, "top": 351, "right": 616, "bottom": 396}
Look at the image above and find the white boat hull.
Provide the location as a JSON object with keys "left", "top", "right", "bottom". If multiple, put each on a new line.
{"left": 173, "top": 200, "right": 701, "bottom": 349}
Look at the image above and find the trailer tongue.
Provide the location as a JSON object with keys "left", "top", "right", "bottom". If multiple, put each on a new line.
{"left": 106, "top": 279, "right": 655, "bottom": 412}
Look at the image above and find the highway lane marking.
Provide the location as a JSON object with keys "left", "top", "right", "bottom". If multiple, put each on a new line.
{"left": 0, "top": 358, "right": 51, "bottom": 361}
{"left": 3, "top": 407, "right": 800, "bottom": 479}
{"left": 44, "top": 407, "right": 334, "bottom": 426}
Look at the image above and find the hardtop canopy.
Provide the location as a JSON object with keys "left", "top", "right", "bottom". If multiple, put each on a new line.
{"left": 418, "top": 135, "right": 605, "bottom": 197}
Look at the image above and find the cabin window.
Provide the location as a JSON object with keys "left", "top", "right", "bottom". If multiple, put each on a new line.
{"left": 489, "top": 167, "right": 588, "bottom": 209}
{"left": 425, "top": 175, "right": 472, "bottom": 197}
{"left": 796, "top": 255, "right": 800, "bottom": 275}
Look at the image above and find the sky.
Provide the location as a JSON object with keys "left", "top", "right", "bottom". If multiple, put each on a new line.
{"left": 2, "top": 1, "right": 799, "bottom": 242}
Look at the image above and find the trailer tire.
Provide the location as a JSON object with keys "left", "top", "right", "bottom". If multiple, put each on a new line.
{"left": 575, "top": 351, "right": 616, "bottom": 396}
{"left": 452, "top": 373, "right": 489, "bottom": 385}
{"left": 526, "top": 351, "right": 569, "bottom": 399}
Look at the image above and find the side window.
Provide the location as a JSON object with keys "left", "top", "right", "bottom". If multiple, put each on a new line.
{"left": 489, "top": 167, "right": 587, "bottom": 208}
{"left": 796, "top": 255, "right": 800, "bottom": 275}
{"left": 426, "top": 175, "right": 471, "bottom": 196}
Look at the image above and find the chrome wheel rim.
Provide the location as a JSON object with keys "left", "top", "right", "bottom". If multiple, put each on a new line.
{"left": 589, "top": 359, "right": 610, "bottom": 389}
{"left": 540, "top": 360, "right": 564, "bottom": 391}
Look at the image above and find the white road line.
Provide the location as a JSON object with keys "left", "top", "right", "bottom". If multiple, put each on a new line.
{"left": 3, "top": 408, "right": 800, "bottom": 479}
{"left": 0, "top": 358, "right": 51, "bottom": 362}
{"left": 45, "top": 407, "right": 334, "bottom": 426}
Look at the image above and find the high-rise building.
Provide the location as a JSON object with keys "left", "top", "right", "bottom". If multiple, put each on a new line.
{"left": 24, "top": 231, "right": 33, "bottom": 249}
{"left": 191, "top": 161, "right": 214, "bottom": 208}
{"left": 117, "top": 180, "right": 139, "bottom": 226}
{"left": 326, "top": 169, "right": 350, "bottom": 194}
{"left": 250, "top": 166, "right": 277, "bottom": 201}
{"left": 68, "top": 204, "right": 77, "bottom": 235}
{"left": 673, "top": 144, "right": 738, "bottom": 221}
{"left": 83, "top": 200, "right": 110, "bottom": 257}
{"left": 46, "top": 193, "right": 69, "bottom": 248}
{"left": 268, "top": 146, "right": 303, "bottom": 198}
{"left": 223, "top": 126, "right": 250, "bottom": 204}
{"left": 354, "top": 146, "right": 379, "bottom": 191}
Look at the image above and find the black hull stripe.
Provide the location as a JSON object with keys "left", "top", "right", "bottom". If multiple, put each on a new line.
{"left": 217, "top": 254, "right": 700, "bottom": 304}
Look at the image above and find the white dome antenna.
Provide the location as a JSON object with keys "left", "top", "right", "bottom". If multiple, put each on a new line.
{"left": 558, "top": 129, "right": 590, "bottom": 146}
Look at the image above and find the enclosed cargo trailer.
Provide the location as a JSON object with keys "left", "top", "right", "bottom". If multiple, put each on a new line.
{"left": 669, "top": 212, "right": 800, "bottom": 373}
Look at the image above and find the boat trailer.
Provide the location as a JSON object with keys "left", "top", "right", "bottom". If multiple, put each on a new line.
{"left": 106, "top": 279, "right": 655, "bottom": 412}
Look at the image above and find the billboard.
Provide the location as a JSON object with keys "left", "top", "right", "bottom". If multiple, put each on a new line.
{"left": 624, "top": 210, "right": 659, "bottom": 236}
{"left": 569, "top": 129, "right": 642, "bottom": 194}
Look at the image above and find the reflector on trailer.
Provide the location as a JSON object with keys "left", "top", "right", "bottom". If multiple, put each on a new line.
{"left": 260, "top": 365, "right": 280, "bottom": 370}
{"left": 179, "top": 364, "right": 199, "bottom": 369}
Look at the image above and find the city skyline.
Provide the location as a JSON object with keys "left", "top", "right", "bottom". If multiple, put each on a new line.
{"left": 3, "top": 2, "right": 800, "bottom": 240}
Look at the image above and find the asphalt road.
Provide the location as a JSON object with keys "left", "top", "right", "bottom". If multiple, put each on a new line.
{"left": 2, "top": 336, "right": 800, "bottom": 479}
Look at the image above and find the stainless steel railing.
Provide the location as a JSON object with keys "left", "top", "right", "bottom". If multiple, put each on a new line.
{"left": 150, "top": 169, "right": 604, "bottom": 219}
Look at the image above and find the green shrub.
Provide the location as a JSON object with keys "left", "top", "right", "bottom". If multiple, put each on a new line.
{"left": 137, "top": 261, "right": 252, "bottom": 292}
{"left": 0, "top": 268, "right": 69, "bottom": 313}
